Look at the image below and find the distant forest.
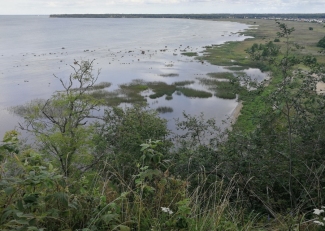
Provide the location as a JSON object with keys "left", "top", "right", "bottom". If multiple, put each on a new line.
{"left": 49, "top": 13, "right": 325, "bottom": 19}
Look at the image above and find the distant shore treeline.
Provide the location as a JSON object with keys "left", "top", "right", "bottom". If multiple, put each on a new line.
{"left": 49, "top": 13, "right": 325, "bottom": 19}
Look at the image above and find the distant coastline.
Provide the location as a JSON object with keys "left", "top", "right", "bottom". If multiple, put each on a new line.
{"left": 49, "top": 13, "right": 325, "bottom": 21}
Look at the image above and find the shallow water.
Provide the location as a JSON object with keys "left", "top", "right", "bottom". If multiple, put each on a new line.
{"left": 0, "top": 16, "right": 265, "bottom": 138}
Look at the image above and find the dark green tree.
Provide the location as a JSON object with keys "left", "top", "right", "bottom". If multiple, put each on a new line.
{"left": 99, "top": 105, "right": 170, "bottom": 178}
{"left": 13, "top": 60, "right": 102, "bottom": 178}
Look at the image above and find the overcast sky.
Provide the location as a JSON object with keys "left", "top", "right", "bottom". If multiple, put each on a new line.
{"left": 1, "top": 0, "right": 325, "bottom": 15}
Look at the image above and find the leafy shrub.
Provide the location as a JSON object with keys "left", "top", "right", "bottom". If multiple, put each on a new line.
{"left": 317, "top": 36, "right": 325, "bottom": 48}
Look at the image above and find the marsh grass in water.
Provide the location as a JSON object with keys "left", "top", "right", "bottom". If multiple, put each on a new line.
{"left": 147, "top": 82, "right": 177, "bottom": 99}
{"left": 160, "top": 73, "right": 179, "bottom": 77}
{"left": 225, "top": 66, "right": 248, "bottom": 71}
{"left": 177, "top": 87, "right": 212, "bottom": 98}
{"left": 181, "top": 52, "right": 198, "bottom": 57}
{"left": 197, "top": 41, "right": 270, "bottom": 72}
{"left": 156, "top": 106, "right": 173, "bottom": 113}
{"left": 90, "top": 81, "right": 111, "bottom": 90}
{"left": 198, "top": 77, "right": 238, "bottom": 99}
{"left": 70, "top": 81, "right": 111, "bottom": 92}
{"left": 213, "top": 82, "right": 238, "bottom": 99}
{"left": 120, "top": 83, "right": 148, "bottom": 92}
{"left": 86, "top": 78, "right": 215, "bottom": 104}
{"left": 173, "top": 80, "right": 195, "bottom": 86}
{"left": 89, "top": 81, "right": 148, "bottom": 106}
{"left": 145, "top": 81, "right": 213, "bottom": 99}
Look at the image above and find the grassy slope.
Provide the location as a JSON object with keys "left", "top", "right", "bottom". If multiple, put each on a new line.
{"left": 204, "top": 19, "right": 325, "bottom": 65}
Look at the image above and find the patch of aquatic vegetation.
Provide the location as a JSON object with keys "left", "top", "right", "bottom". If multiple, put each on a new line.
{"left": 71, "top": 81, "right": 111, "bottom": 92}
{"left": 225, "top": 66, "right": 247, "bottom": 71}
{"left": 196, "top": 41, "right": 270, "bottom": 72}
{"left": 90, "top": 79, "right": 213, "bottom": 105}
{"left": 118, "top": 81, "right": 148, "bottom": 103}
{"left": 160, "top": 73, "right": 179, "bottom": 77}
{"left": 89, "top": 80, "right": 148, "bottom": 106}
{"left": 91, "top": 82, "right": 111, "bottom": 90}
{"left": 89, "top": 90, "right": 117, "bottom": 99}
{"left": 173, "top": 80, "right": 195, "bottom": 86}
{"left": 181, "top": 52, "right": 198, "bottom": 57}
{"left": 156, "top": 106, "right": 173, "bottom": 113}
{"left": 177, "top": 87, "right": 212, "bottom": 98}
{"left": 147, "top": 81, "right": 212, "bottom": 99}
{"left": 120, "top": 83, "right": 148, "bottom": 92}
{"left": 147, "top": 82, "right": 176, "bottom": 99}
{"left": 207, "top": 72, "right": 236, "bottom": 80}
{"left": 213, "top": 82, "right": 239, "bottom": 99}
{"left": 88, "top": 90, "right": 124, "bottom": 106}
{"left": 198, "top": 77, "right": 239, "bottom": 99}
{"left": 198, "top": 78, "right": 221, "bottom": 86}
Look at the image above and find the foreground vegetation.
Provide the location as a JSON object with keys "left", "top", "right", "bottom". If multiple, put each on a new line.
{"left": 1, "top": 21, "right": 325, "bottom": 230}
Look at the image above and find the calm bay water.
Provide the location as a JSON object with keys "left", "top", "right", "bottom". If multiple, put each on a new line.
{"left": 0, "top": 16, "right": 264, "bottom": 138}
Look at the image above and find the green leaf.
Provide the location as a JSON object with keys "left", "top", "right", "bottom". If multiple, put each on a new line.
{"left": 48, "top": 163, "right": 53, "bottom": 171}
{"left": 14, "top": 218, "right": 29, "bottom": 225}
{"left": 52, "top": 192, "right": 68, "bottom": 207}
{"left": 23, "top": 194, "right": 38, "bottom": 204}
{"left": 1, "top": 209, "right": 13, "bottom": 223}
{"left": 101, "top": 212, "right": 118, "bottom": 224}
{"left": 4, "top": 187, "right": 14, "bottom": 196}
{"left": 17, "top": 199, "right": 24, "bottom": 211}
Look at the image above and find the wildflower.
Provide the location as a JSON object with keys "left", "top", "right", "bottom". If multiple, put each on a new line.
{"left": 314, "top": 220, "right": 324, "bottom": 226}
{"left": 313, "top": 209, "right": 324, "bottom": 215}
{"left": 161, "top": 207, "right": 173, "bottom": 215}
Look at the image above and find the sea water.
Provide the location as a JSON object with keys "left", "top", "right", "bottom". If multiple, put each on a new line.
{"left": 0, "top": 16, "right": 264, "bottom": 138}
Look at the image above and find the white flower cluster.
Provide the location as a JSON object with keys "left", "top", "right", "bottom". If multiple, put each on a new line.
{"left": 313, "top": 206, "right": 325, "bottom": 226}
{"left": 161, "top": 207, "right": 173, "bottom": 215}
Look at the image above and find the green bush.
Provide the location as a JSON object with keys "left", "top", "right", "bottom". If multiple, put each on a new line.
{"left": 317, "top": 36, "right": 325, "bottom": 48}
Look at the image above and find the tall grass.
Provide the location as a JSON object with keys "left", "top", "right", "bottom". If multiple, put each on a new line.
{"left": 1, "top": 147, "right": 317, "bottom": 230}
